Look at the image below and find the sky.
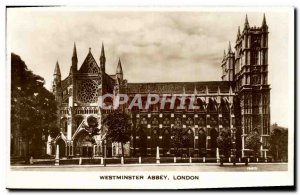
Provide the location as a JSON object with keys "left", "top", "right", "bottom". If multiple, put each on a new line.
{"left": 7, "top": 8, "right": 292, "bottom": 127}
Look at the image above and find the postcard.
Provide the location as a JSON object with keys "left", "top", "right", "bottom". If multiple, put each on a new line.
{"left": 6, "top": 6, "right": 294, "bottom": 189}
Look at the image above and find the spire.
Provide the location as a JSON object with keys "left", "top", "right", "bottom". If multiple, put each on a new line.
{"left": 262, "top": 13, "right": 268, "bottom": 29}
{"left": 223, "top": 50, "right": 226, "bottom": 60}
{"left": 116, "top": 58, "right": 123, "bottom": 74}
{"left": 100, "top": 42, "right": 106, "bottom": 72}
{"left": 72, "top": 42, "right": 78, "bottom": 61}
{"left": 236, "top": 26, "right": 241, "bottom": 40}
{"left": 71, "top": 42, "right": 78, "bottom": 73}
{"left": 228, "top": 41, "right": 232, "bottom": 54}
{"left": 54, "top": 60, "right": 61, "bottom": 76}
{"left": 116, "top": 58, "right": 123, "bottom": 80}
{"left": 101, "top": 42, "right": 105, "bottom": 57}
{"left": 244, "top": 14, "right": 250, "bottom": 30}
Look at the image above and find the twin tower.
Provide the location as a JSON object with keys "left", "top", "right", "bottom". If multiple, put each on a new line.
{"left": 221, "top": 14, "right": 270, "bottom": 151}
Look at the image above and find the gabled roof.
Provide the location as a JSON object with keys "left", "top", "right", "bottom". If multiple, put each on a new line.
{"left": 78, "top": 51, "right": 100, "bottom": 74}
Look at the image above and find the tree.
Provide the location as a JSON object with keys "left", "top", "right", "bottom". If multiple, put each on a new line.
{"left": 11, "top": 53, "right": 58, "bottom": 160}
{"left": 245, "top": 130, "right": 261, "bottom": 159}
{"left": 82, "top": 116, "right": 101, "bottom": 145}
{"left": 103, "top": 112, "right": 131, "bottom": 157}
{"left": 217, "top": 128, "right": 232, "bottom": 158}
{"left": 171, "top": 126, "right": 191, "bottom": 157}
{"left": 269, "top": 128, "right": 288, "bottom": 161}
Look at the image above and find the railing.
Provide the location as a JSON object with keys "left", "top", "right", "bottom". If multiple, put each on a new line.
{"left": 14, "top": 156, "right": 278, "bottom": 166}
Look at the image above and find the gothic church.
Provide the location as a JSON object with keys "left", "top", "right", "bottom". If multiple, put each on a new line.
{"left": 50, "top": 15, "right": 270, "bottom": 158}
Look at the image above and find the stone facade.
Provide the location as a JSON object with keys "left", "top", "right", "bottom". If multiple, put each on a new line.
{"left": 50, "top": 15, "right": 270, "bottom": 158}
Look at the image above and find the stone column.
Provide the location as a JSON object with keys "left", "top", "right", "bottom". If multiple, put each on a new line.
{"left": 55, "top": 145, "right": 59, "bottom": 166}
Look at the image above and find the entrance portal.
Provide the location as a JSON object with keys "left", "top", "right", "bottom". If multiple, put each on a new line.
{"left": 56, "top": 138, "right": 66, "bottom": 158}
{"left": 74, "top": 130, "right": 94, "bottom": 157}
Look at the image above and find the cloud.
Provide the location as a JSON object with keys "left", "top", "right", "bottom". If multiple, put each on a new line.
{"left": 7, "top": 8, "right": 291, "bottom": 126}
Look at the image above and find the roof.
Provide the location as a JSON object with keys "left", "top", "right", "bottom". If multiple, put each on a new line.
{"left": 127, "top": 81, "right": 234, "bottom": 94}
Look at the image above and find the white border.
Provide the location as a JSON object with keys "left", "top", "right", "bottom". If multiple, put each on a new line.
{"left": 4, "top": 6, "right": 295, "bottom": 190}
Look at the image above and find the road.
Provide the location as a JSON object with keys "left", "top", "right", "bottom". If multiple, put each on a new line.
{"left": 11, "top": 163, "right": 288, "bottom": 172}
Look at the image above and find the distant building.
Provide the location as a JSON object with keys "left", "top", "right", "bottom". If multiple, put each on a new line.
{"left": 50, "top": 15, "right": 270, "bottom": 158}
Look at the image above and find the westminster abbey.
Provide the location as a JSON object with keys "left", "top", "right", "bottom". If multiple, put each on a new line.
{"left": 49, "top": 14, "right": 270, "bottom": 158}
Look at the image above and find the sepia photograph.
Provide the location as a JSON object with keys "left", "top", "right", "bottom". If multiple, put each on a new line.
{"left": 6, "top": 6, "right": 294, "bottom": 189}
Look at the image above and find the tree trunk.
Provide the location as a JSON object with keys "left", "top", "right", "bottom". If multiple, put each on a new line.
{"left": 121, "top": 142, "right": 124, "bottom": 157}
{"left": 26, "top": 136, "right": 30, "bottom": 164}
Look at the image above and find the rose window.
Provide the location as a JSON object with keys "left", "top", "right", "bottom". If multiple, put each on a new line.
{"left": 78, "top": 80, "right": 98, "bottom": 103}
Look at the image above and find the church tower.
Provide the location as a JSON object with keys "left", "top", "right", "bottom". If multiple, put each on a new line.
{"left": 234, "top": 14, "right": 270, "bottom": 157}
{"left": 221, "top": 42, "right": 235, "bottom": 81}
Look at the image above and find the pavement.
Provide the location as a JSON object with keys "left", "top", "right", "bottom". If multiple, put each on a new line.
{"left": 10, "top": 163, "right": 288, "bottom": 172}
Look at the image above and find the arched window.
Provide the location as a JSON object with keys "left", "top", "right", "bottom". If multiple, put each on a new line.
{"left": 207, "top": 98, "right": 217, "bottom": 112}
{"left": 196, "top": 98, "right": 205, "bottom": 111}
{"left": 198, "top": 129, "right": 206, "bottom": 149}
